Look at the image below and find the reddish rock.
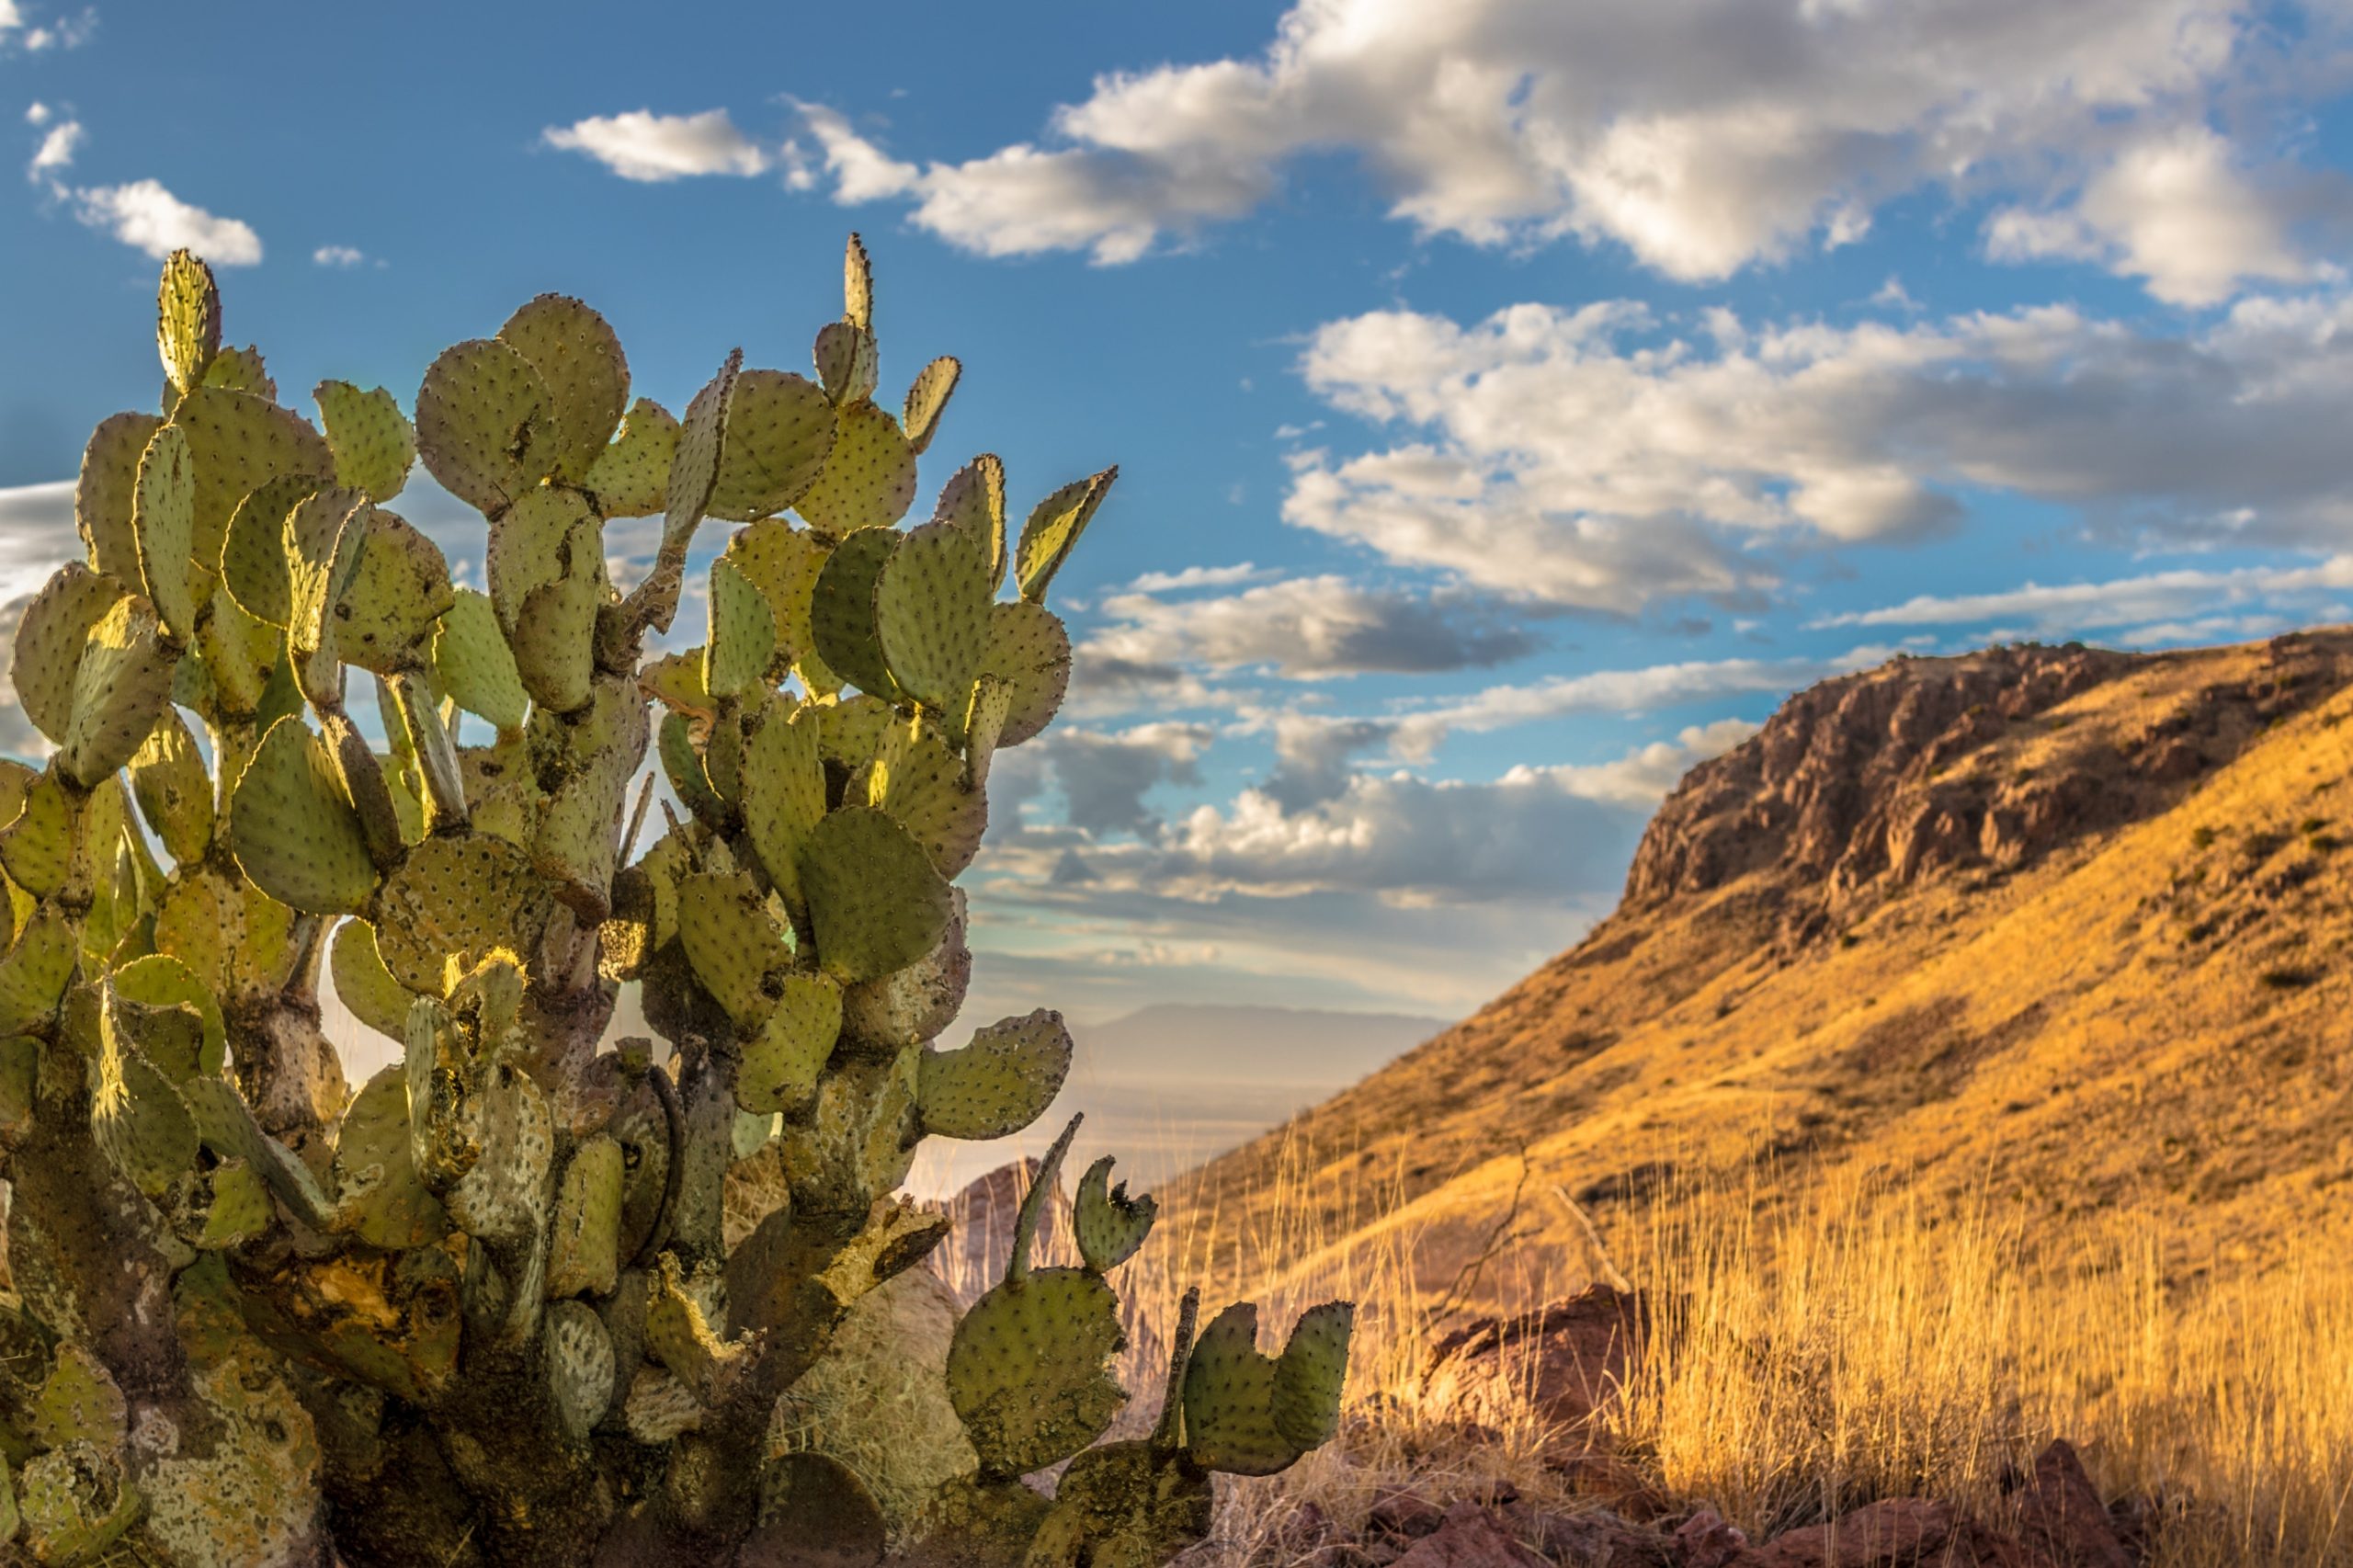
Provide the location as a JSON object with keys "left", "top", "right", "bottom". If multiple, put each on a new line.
{"left": 1748, "top": 1498, "right": 2028, "bottom": 1567}
{"left": 1671, "top": 1506, "right": 1752, "bottom": 1568}
{"left": 1415, "top": 1285, "right": 1648, "bottom": 1443}
{"left": 1507, "top": 1503, "right": 1678, "bottom": 1565}
{"left": 1544, "top": 1450, "right": 1673, "bottom": 1521}
{"left": 1369, "top": 1487, "right": 1449, "bottom": 1540}
{"left": 1391, "top": 1505, "right": 1551, "bottom": 1567}
{"left": 2011, "top": 1440, "right": 2132, "bottom": 1568}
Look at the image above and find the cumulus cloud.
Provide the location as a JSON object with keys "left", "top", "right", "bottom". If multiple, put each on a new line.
{"left": 1284, "top": 290, "right": 2353, "bottom": 613}
{"left": 777, "top": 0, "right": 2326, "bottom": 295}
{"left": 1984, "top": 126, "right": 2325, "bottom": 305}
{"left": 1085, "top": 574, "right": 1539, "bottom": 680}
{"left": 542, "top": 109, "right": 770, "bottom": 182}
{"left": 69, "top": 179, "right": 261, "bottom": 264}
{"left": 1035, "top": 722, "right": 1214, "bottom": 835}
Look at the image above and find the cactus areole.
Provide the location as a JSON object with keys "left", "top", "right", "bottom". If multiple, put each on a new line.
{"left": 0, "top": 243, "right": 1351, "bottom": 1566}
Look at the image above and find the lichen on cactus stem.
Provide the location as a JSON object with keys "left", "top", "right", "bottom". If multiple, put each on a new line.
{"left": 0, "top": 238, "right": 1350, "bottom": 1568}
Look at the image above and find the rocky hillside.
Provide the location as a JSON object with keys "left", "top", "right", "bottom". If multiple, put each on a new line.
{"left": 1163, "top": 630, "right": 2353, "bottom": 1313}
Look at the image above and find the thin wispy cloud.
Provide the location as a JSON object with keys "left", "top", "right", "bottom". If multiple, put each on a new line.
{"left": 313, "top": 244, "right": 366, "bottom": 267}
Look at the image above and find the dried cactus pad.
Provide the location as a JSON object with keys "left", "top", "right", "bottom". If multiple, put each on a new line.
{"left": 917, "top": 1010, "right": 1074, "bottom": 1142}
{"left": 947, "top": 1267, "right": 1127, "bottom": 1479}
{"left": 1073, "top": 1157, "right": 1156, "bottom": 1275}
{"left": 799, "top": 805, "right": 953, "bottom": 984}
{"left": 230, "top": 716, "right": 381, "bottom": 915}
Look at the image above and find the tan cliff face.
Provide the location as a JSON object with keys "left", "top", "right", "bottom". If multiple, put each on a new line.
{"left": 1161, "top": 628, "right": 2353, "bottom": 1317}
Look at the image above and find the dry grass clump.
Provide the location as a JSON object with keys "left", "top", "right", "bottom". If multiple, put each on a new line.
{"left": 1094, "top": 1140, "right": 2353, "bottom": 1567}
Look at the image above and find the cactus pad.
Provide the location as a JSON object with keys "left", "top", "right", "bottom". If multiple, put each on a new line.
{"left": 544, "top": 1299, "right": 618, "bottom": 1442}
{"left": 1015, "top": 467, "right": 1118, "bottom": 605}
{"left": 330, "top": 920, "right": 411, "bottom": 1041}
{"left": 704, "top": 557, "right": 778, "bottom": 699}
{"left": 946, "top": 1267, "right": 1127, "bottom": 1478}
{"left": 1074, "top": 1157, "right": 1156, "bottom": 1274}
{"left": 736, "top": 971, "right": 844, "bottom": 1116}
{"left": 13, "top": 562, "right": 124, "bottom": 744}
{"left": 676, "top": 869, "right": 794, "bottom": 1031}
{"left": 917, "top": 1009, "right": 1074, "bottom": 1142}
{"left": 810, "top": 527, "right": 904, "bottom": 700}
{"left": 157, "top": 249, "right": 222, "bottom": 398}
{"left": 797, "top": 403, "right": 917, "bottom": 536}
{"left": 230, "top": 716, "right": 381, "bottom": 915}
{"left": 497, "top": 294, "right": 631, "bottom": 483}
{"left": 1023, "top": 1440, "right": 1214, "bottom": 1568}
{"left": 19, "top": 1443, "right": 141, "bottom": 1564}
{"left": 431, "top": 586, "right": 529, "bottom": 732}
{"left": 314, "top": 380, "right": 416, "bottom": 501}
{"left": 1271, "top": 1301, "right": 1354, "bottom": 1452}
{"left": 644, "top": 348, "right": 743, "bottom": 628}
{"left": 0, "top": 909, "right": 75, "bottom": 1033}
{"left": 129, "top": 707, "right": 215, "bottom": 863}
{"left": 414, "top": 337, "right": 561, "bottom": 515}
{"left": 981, "top": 600, "right": 1074, "bottom": 747}
{"left": 547, "top": 1134, "right": 625, "bottom": 1299}
{"left": 93, "top": 1007, "right": 200, "bottom": 1199}
{"left": 61, "top": 595, "right": 176, "bottom": 788}
{"left": 723, "top": 518, "right": 830, "bottom": 678}
{"left": 334, "top": 506, "right": 456, "bottom": 674}
{"left": 172, "top": 383, "right": 336, "bottom": 574}
{"left": 444, "top": 1063, "right": 554, "bottom": 1244}
{"left": 901, "top": 357, "right": 961, "bottom": 457}
{"left": 109, "top": 953, "right": 227, "bottom": 1076}
{"left": 371, "top": 832, "right": 553, "bottom": 993}
{"left": 935, "top": 453, "right": 1008, "bottom": 588}
{"left": 742, "top": 699, "right": 826, "bottom": 907}
{"left": 844, "top": 233, "right": 874, "bottom": 330}
{"left": 799, "top": 805, "right": 953, "bottom": 984}
{"left": 135, "top": 419, "right": 201, "bottom": 641}
{"left": 1178, "top": 1302, "right": 1294, "bottom": 1475}
{"left": 586, "top": 395, "right": 678, "bottom": 517}
{"left": 74, "top": 411, "right": 163, "bottom": 583}
{"left": 839, "top": 890, "right": 970, "bottom": 1052}
{"left": 813, "top": 321, "right": 881, "bottom": 405}
{"left": 857, "top": 719, "right": 988, "bottom": 878}
{"left": 218, "top": 471, "right": 316, "bottom": 627}
{"left": 335, "top": 1065, "right": 448, "bottom": 1250}
{"left": 876, "top": 518, "right": 992, "bottom": 721}
{"left": 708, "top": 369, "right": 835, "bottom": 520}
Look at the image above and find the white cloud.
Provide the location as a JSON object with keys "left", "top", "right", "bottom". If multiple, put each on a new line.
{"left": 1085, "top": 574, "right": 1539, "bottom": 680}
{"left": 541, "top": 108, "right": 769, "bottom": 182}
{"left": 69, "top": 179, "right": 261, "bottom": 264}
{"left": 1813, "top": 556, "right": 2353, "bottom": 634}
{"left": 1984, "top": 126, "right": 2322, "bottom": 306}
{"left": 312, "top": 244, "right": 365, "bottom": 267}
{"left": 1285, "top": 289, "right": 2353, "bottom": 613}
{"left": 1121, "top": 562, "right": 1272, "bottom": 594}
{"left": 3, "top": 5, "right": 94, "bottom": 51}
{"left": 24, "top": 101, "right": 48, "bottom": 126}
{"left": 784, "top": 0, "right": 2321, "bottom": 295}
{"left": 0, "top": 479, "right": 78, "bottom": 603}
{"left": 26, "top": 113, "right": 76, "bottom": 176}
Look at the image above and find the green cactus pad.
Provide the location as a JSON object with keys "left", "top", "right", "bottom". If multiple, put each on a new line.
{"left": 544, "top": 1298, "right": 619, "bottom": 1442}
{"left": 61, "top": 595, "right": 176, "bottom": 789}
{"left": 1023, "top": 1440, "right": 1215, "bottom": 1568}
{"left": 655, "top": 709, "right": 724, "bottom": 831}
{"left": 902, "top": 357, "right": 961, "bottom": 457}
{"left": 917, "top": 1009, "right": 1074, "bottom": 1142}
{"left": 13, "top": 562, "right": 124, "bottom": 743}
{"left": 372, "top": 832, "right": 554, "bottom": 994}
{"left": 181, "top": 1073, "right": 336, "bottom": 1227}
{"left": 798, "top": 403, "right": 918, "bottom": 537}
{"left": 509, "top": 530, "right": 608, "bottom": 715}
{"left": 705, "top": 557, "right": 779, "bottom": 700}
{"left": 641, "top": 648, "right": 712, "bottom": 717}
{"left": 199, "top": 342, "right": 275, "bottom": 399}
{"left": 644, "top": 348, "right": 743, "bottom": 631}
{"left": 1074, "top": 1156, "right": 1156, "bottom": 1274}
{"left": 445, "top": 1065, "right": 555, "bottom": 1244}
{"left": 314, "top": 380, "right": 416, "bottom": 501}
{"left": 857, "top": 713, "right": 988, "bottom": 879}
{"left": 157, "top": 249, "right": 222, "bottom": 398}
{"left": 1180, "top": 1302, "right": 1298, "bottom": 1476}
{"left": 334, "top": 506, "right": 456, "bottom": 675}
{"left": 586, "top": 395, "right": 678, "bottom": 517}
{"left": 844, "top": 233, "right": 874, "bottom": 330}
{"left": 947, "top": 1267, "right": 1127, "bottom": 1478}
{"left": 737, "top": 971, "right": 844, "bottom": 1116}
{"left": 74, "top": 411, "right": 163, "bottom": 583}
{"left": 546, "top": 1134, "right": 625, "bottom": 1299}
{"left": 217, "top": 471, "right": 316, "bottom": 627}
{"left": 431, "top": 587, "right": 529, "bottom": 732}
{"left": 330, "top": 920, "right": 411, "bottom": 1040}
{"left": 709, "top": 369, "right": 836, "bottom": 521}
{"left": 281, "top": 484, "right": 370, "bottom": 699}
{"left": 93, "top": 1008, "right": 200, "bottom": 1199}
{"left": 742, "top": 699, "right": 827, "bottom": 909}
{"left": 1271, "top": 1301, "right": 1354, "bottom": 1452}
{"left": 814, "top": 693, "right": 899, "bottom": 769}
{"left": 173, "top": 383, "right": 336, "bottom": 576}
{"left": 961, "top": 676, "right": 1015, "bottom": 793}
{"left": 810, "top": 526, "right": 903, "bottom": 699}
{"left": 776, "top": 1049, "right": 922, "bottom": 1217}
{"left": 230, "top": 716, "right": 380, "bottom": 915}
{"left": 876, "top": 518, "right": 993, "bottom": 721}
{"left": 414, "top": 337, "right": 561, "bottom": 515}
{"left": 1015, "top": 467, "right": 1118, "bottom": 605}
{"left": 0, "top": 767, "right": 75, "bottom": 902}
{"left": 0, "top": 909, "right": 75, "bottom": 1033}
{"left": 109, "top": 953, "right": 227, "bottom": 1077}
{"left": 800, "top": 805, "right": 954, "bottom": 984}
{"left": 335, "top": 1064, "right": 449, "bottom": 1250}
{"left": 175, "top": 1156, "right": 275, "bottom": 1249}
{"left": 128, "top": 707, "right": 214, "bottom": 863}
{"left": 723, "top": 519, "right": 831, "bottom": 677}
{"left": 839, "top": 890, "right": 969, "bottom": 1053}
{"left": 676, "top": 869, "right": 794, "bottom": 1031}
{"left": 813, "top": 321, "right": 881, "bottom": 405}
{"left": 134, "top": 420, "right": 201, "bottom": 641}
{"left": 981, "top": 601, "right": 1074, "bottom": 748}
{"left": 497, "top": 294, "right": 631, "bottom": 483}
{"left": 487, "top": 484, "right": 597, "bottom": 631}
{"left": 934, "top": 454, "right": 1008, "bottom": 588}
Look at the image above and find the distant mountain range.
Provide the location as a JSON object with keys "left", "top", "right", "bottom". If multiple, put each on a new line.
{"left": 1165, "top": 630, "right": 2353, "bottom": 1315}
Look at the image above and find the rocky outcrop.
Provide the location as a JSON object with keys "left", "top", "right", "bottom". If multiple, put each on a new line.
{"left": 1415, "top": 1285, "right": 1649, "bottom": 1443}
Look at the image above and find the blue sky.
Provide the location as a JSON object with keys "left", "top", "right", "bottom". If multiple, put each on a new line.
{"left": 8, "top": 0, "right": 2353, "bottom": 1030}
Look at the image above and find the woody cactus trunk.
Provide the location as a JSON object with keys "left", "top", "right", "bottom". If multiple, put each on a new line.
{"left": 0, "top": 242, "right": 1350, "bottom": 1567}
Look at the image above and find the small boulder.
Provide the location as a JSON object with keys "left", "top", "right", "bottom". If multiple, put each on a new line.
{"left": 1415, "top": 1285, "right": 1648, "bottom": 1444}
{"left": 1671, "top": 1506, "right": 1751, "bottom": 1568}
{"left": 2010, "top": 1439, "right": 2132, "bottom": 1568}
{"left": 1392, "top": 1504, "right": 1551, "bottom": 1567}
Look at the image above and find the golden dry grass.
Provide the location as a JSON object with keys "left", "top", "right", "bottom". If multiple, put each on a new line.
{"left": 1087, "top": 1139, "right": 2353, "bottom": 1567}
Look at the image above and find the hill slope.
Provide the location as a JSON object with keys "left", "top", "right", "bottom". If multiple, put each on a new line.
{"left": 1164, "top": 629, "right": 2353, "bottom": 1314}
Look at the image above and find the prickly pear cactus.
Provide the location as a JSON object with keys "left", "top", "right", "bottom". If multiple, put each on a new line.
{"left": 0, "top": 243, "right": 1350, "bottom": 1567}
